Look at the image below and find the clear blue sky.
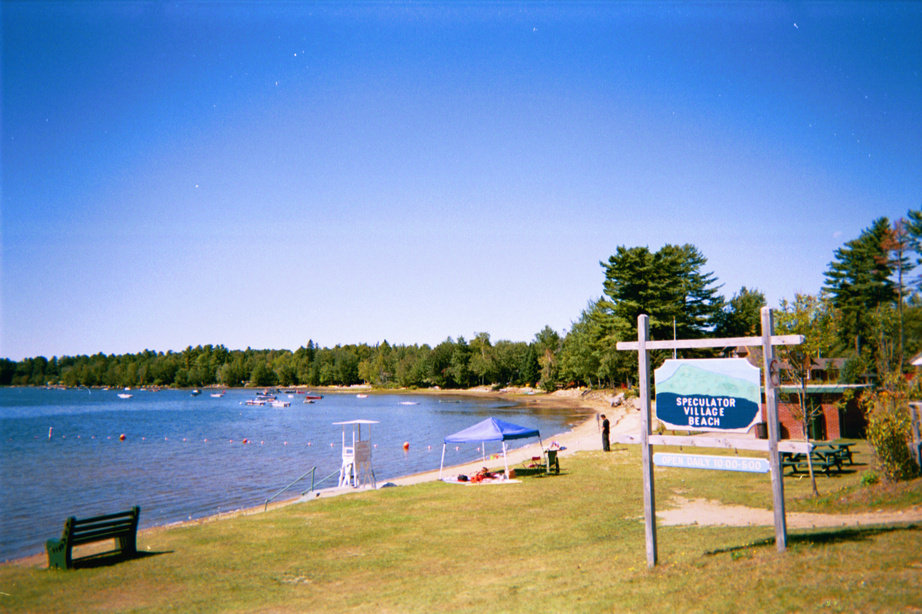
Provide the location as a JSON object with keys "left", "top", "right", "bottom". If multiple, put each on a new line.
{"left": 3, "top": 2, "right": 921, "bottom": 360}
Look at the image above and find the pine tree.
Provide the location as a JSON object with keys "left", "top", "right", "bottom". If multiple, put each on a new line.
{"left": 601, "top": 243, "right": 723, "bottom": 342}
{"left": 822, "top": 217, "right": 895, "bottom": 356}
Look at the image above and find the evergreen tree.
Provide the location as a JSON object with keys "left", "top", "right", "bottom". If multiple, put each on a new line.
{"left": 601, "top": 243, "right": 723, "bottom": 341}
{"left": 823, "top": 218, "right": 895, "bottom": 355}
{"left": 713, "top": 287, "right": 766, "bottom": 338}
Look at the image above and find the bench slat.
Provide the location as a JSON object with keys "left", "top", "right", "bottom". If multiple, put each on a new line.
{"left": 72, "top": 510, "right": 138, "bottom": 525}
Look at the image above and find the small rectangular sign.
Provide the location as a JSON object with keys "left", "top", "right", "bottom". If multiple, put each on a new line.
{"left": 653, "top": 452, "right": 770, "bottom": 473}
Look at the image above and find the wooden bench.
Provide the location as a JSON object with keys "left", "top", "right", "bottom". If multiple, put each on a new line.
{"left": 46, "top": 506, "right": 140, "bottom": 569}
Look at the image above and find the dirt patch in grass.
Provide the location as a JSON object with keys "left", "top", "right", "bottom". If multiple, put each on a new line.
{"left": 658, "top": 495, "right": 922, "bottom": 528}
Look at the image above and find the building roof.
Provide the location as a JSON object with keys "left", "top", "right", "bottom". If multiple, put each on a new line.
{"left": 777, "top": 384, "right": 870, "bottom": 394}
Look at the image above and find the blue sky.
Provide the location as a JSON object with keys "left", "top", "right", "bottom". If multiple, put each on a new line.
{"left": 3, "top": 2, "right": 921, "bottom": 361}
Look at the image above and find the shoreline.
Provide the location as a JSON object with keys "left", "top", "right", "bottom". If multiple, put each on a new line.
{"left": 5, "top": 387, "right": 628, "bottom": 568}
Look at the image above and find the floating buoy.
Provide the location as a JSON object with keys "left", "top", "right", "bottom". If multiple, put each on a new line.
{"left": 119, "top": 433, "right": 126, "bottom": 441}
{"left": 308, "top": 441, "right": 312, "bottom": 446}
{"left": 242, "top": 438, "right": 249, "bottom": 444}
{"left": 427, "top": 445, "right": 431, "bottom": 451}
{"left": 403, "top": 441, "right": 410, "bottom": 451}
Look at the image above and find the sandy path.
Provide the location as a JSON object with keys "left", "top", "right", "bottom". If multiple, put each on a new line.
{"left": 658, "top": 496, "right": 922, "bottom": 528}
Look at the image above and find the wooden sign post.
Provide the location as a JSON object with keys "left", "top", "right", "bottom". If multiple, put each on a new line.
{"left": 616, "top": 307, "right": 805, "bottom": 568}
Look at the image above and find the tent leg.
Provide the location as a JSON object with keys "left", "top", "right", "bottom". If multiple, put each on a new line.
{"left": 502, "top": 441, "right": 509, "bottom": 478}
{"left": 439, "top": 444, "right": 446, "bottom": 480}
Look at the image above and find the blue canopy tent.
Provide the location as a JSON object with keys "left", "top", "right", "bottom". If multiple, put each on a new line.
{"left": 439, "top": 417, "right": 543, "bottom": 479}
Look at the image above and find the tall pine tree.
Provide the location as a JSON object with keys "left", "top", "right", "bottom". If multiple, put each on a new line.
{"left": 822, "top": 217, "right": 895, "bottom": 355}
{"left": 601, "top": 243, "right": 723, "bottom": 342}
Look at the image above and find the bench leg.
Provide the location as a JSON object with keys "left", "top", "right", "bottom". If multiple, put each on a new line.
{"left": 45, "top": 538, "right": 72, "bottom": 570}
{"left": 116, "top": 533, "right": 137, "bottom": 557}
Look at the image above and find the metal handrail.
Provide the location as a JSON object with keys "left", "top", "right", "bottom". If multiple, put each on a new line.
{"left": 263, "top": 467, "right": 345, "bottom": 511}
{"left": 264, "top": 467, "right": 316, "bottom": 511}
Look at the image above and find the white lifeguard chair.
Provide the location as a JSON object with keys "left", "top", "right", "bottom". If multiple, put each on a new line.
{"left": 334, "top": 420, "right": 379, "bottom": 488}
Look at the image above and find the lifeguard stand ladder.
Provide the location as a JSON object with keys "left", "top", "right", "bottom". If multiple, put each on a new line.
{"left": 334, "top": 420, "right": 379, "bottom": 488}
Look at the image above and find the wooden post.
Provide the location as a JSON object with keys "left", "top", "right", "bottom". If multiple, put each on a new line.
{"left": 761, "top": 307, "right": 787, "bottom": 552}
{"left": 638, "top": 314, "right": 657, "bottom": 568}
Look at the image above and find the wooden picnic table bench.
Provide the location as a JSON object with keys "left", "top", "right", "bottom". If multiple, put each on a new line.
{"left": 46, "top": 506, "right": 140, "bottom": 569}
{"left": 818, "top": 442, "right": 856, "bottom": 465}
{"left": 779, "top": 451, "right": 843, "bottom": 476}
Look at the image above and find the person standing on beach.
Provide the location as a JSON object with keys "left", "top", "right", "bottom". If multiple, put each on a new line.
{"left": 601, "top": 414, "right": 610, "bottom": 451}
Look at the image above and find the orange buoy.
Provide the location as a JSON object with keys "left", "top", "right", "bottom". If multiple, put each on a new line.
{"left": 403, "top": 441, "right": 410, "bottom": 451}
{"left": 119, "top": 433, "right": 126, "bottom": 441}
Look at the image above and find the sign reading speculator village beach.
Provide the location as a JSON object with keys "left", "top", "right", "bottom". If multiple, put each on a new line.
{"left": 654, "top": 358, "right": 762, "bottom": 432}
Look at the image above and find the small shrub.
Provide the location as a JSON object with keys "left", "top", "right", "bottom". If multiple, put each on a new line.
{"left": 862, "top": 379, "right": 920, "bottom": 482}
{"left": 859, "top": 470, "right": 879, "bottom": 487}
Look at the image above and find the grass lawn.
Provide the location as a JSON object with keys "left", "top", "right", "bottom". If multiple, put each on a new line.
{"left": 2, "top": 440, "right": 920, "bottom": 612}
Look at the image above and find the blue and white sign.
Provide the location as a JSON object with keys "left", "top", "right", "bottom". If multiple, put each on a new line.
{"left": 653, "top": 452, "right": 770, "bottom": 473}
{"left": 655, "top": 358, "right": 762, "bottom": 432}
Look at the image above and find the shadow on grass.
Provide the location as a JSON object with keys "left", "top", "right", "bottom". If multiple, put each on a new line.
{"left": 69, "top": 549, "right": 172, "bottom": 570}
{"left": 704, "top": 523, "right": 920, "bottom": 556}
{"left": 512, "top": 467, "right": 565, "bottom": 478}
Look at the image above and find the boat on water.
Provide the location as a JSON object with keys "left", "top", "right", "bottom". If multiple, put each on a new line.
{"left": 244, "top": 394, "right": 277, "bottom": 406}
{"left": 191, "top": 389, "right": 202, "bottom": 396}
{"left": 117, "top": 393, "right": 132, "bottom": 399}
{"left": 304, "top": 393, "right": 323, "bottom": 400}
{"left": 399, "top": 401, "right": 419, "bottom": 405}
{"left": 356, "top": 394, "right": 368, "bottom": 399}
{"left": 210, "top": 391, "right": 226, "bottom": 398}
{"left": 270, "top": 400, "right": 291, "bottom": 408}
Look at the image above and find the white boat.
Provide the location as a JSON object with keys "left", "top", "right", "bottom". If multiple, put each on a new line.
{"left": 270, "top": 400, "right": 291, "bottom": 408}
{"left": 245, "top": 394, "right": 276, "bottom": 406}
{"left": 117, "top": 393, "right": 133, "bottom": 399}
{"left": 356, "top": 394, "right": 368, "bottom": 399}
{"left": 399, "top": 401, "right": 419, "bottom": 405}
{"left": 210, "top": 391, "right": 226, "bottom": 398}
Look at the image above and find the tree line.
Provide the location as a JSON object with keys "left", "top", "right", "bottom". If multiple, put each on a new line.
{"left": 3, "top": 208, "right": 921, "bottom": 390}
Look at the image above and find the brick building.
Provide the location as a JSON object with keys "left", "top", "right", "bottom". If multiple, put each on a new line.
{"left": 773, "top": 384, "right": 868, "bottom": 440}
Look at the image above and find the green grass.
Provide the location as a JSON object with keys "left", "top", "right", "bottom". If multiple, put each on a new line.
{"left": 2, "top": 443, "right": 920, "bottom": 613}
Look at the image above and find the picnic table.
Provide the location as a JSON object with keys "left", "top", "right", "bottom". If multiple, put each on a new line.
{"left": 779, "top": 450, "right": 842, "bottom": 476}
{"left": 813, "top": 442, "right": 856, "bottom": 465}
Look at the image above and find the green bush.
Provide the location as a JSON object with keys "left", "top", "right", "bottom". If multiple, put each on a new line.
{"left": 859, "top": 470, "right": 879, "bottom": 486}
{"left": 863, "top": 381, "right": 920, "bottom": 482}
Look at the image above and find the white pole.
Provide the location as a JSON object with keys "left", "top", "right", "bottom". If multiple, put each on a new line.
{"left": 439, "top": 444, "right": 446, "bottom": 480}
{"left": 761, "top": 307, "right": 787, "bottom": 552}
{"left": 502, "top": 441, "right": 509, "bottom": 477}
{"left": 638, "top": 314, "right": 657, "bottom": 568}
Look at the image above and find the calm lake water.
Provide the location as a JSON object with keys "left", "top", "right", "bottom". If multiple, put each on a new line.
{"left": 0, "top": 387, "right": 591, "bottom": 561}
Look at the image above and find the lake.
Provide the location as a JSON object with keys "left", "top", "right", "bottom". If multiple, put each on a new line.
{"left": 0, "top": 387, "right": 591, "bottom": 561}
